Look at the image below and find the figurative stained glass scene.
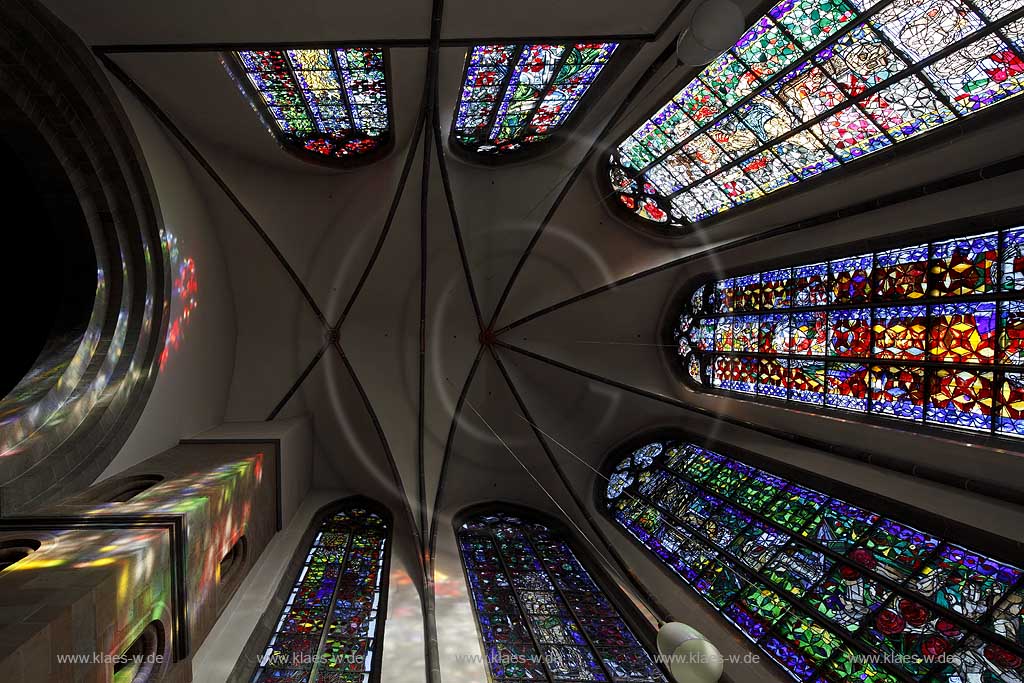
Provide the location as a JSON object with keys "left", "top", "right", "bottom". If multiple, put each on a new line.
{"left": 451, "top": 42, "right": 619, "bottom": 155}
{"left": 250, "top": 504, "right": 389, "bottom": 683}
{"left": 675, "top": 225, "right": 1024, "bottom": 438}
{"left": 457, "top": 511, "right": 667, "bottom": 682}
{"left": 605, "top": 438, "right": 1024, "bottom": 683}
{"left": 608, "top": 0, "right": 1024, "bottom": 227}
{"left": 231, "top": 49, "right": 391, "bottom": 160}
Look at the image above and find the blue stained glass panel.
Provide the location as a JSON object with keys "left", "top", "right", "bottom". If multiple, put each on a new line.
{"left": 792, "top": 262, "right": 829, "bottom": 307}
{"left": 452, "top": 42, "right": 618, "bottom": 155}
{"left": 603, "top": 438, "right": 1024, "bottom": 683}
{"left": 926, "top": 368, "right": 994, "bottom": 431}
{"left": 790, "top": 359, "right": 826, "bottom": 405}
{"left": 870, "top": 364, "right": 925, "bottom": 420}
{"left": 826, "top": 362, "right": 870, "bottom": 412}
{"left": 830, "top": 254, "right": 873, "bottom": 304}
{"left": 998, "top": 371, "right": 1024, "bottom": 437}
{"left": 459, "top": 512, "right": 666, "bottom": 682}
{"left": 1004, "top": 227, "right": 1024, "bottom": 291}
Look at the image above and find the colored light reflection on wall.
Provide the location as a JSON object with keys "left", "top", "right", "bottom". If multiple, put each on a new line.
{"left": 2, "top": 525, "right": 175, "bottom": 666}
{"left": 84, "top": 453, "right": 263, "bottom": 636}
{"left": 159, "top": 229, "right": 198, "bottom": 372}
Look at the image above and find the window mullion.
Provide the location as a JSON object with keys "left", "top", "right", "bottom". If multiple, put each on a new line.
{"left": 483, "top": 44, "right": 526, "bottom": 144}
{"left": 521, "top": 525, "right": 620, "bottom": 683}
{"left": 519, "top": 46, "right": 574, "bottom": 140}
{"left": 489, "top": 526, "right": 559, "bottom": 682}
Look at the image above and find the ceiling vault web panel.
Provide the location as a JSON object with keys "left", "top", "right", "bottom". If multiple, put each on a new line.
{"left": 97, "top": 47, "right": 429, "bottom": 582}
{"left": 497, "top": 151, "right": 1024, "bottom": 338}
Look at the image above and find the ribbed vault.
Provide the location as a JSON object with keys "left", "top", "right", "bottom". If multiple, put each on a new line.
{"left": 33, "top": 0, "right": 1024, "bottom": 680}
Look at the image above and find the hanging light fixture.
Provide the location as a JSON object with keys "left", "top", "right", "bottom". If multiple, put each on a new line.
{"left": 657, "top": 622, "right": 724, "bottom": 683}
{"left": 675, "top": 0, "right": 744, "bottom": 66}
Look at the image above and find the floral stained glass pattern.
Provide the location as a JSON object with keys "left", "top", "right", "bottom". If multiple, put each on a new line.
{"left": 675, "top": 224, "right": 1024, "bottom": 438}
{"left": 604, "top": 438, "right": 1024, "bottom": 683}
{"left": 233, "top": 49, "right": 391, "bottom": 161}
{"left": 457, "top": 511, "right": 666, "bottom": 682}
{"left": 608, "top": 0, "right": 1024, "bottom": 229}
{"left": 251, "top": 503, "right": 389, "bottom": 683}
{"left": 452, "top": 43, "right": 618, "bottom": 156}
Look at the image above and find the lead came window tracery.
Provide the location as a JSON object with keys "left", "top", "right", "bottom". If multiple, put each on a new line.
{"left": 251, "top": 503, "right": 390, "bottom": 683}
{"left": 603, "top": 438, "right": 1024, "bottom": 683}
{"left": 451, "top": 42, "right": 619, "bottom": 156}
{"left": 457, "top": 510, "right": 666, "bottom": 682}
{"left": 675, "top": 224, "right": 1024, "bottom": 439}
{"left": 609, "top": 0, "right": 1024, "bottom": 229}
{"left": 230, "top": 49, "right": 391, "bottom": 163}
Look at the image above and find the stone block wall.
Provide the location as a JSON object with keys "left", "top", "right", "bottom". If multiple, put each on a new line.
{"left": 0, "top": 439, "right": 280, "bottom": 682}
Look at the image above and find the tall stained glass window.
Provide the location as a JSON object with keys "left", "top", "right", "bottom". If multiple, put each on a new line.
{"left": 675, "top": 224, "right": 1024, "bottom": 439}
{"left": 457, "top": 509, "right": 667, "bottom": 682}
{"left": 230, "top": 49, "right": 391, "bottom": 163}
{"left": 604, "top": 437, "right": 1024, "bottom": 682}
{"left": 451, "top": 42, "right": 619, "bottom": 156}
{"left": 251, "top": 502, "right": 390, "bottom": 683}
{"left": 609, "top": 0, "right": 1024, "bottom": 228}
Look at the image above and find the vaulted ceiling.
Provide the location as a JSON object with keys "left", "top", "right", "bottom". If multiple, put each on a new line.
{"left": 37, "top": 0, "right": 1024, "bottom": 616}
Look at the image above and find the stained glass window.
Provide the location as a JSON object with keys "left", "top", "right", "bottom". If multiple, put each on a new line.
{"left": 604, "top": 438, "right": 1024, "bottom": 682}
{"left": 676, "top": 224, "right": 1024, "bottom": 438}
{"left": 251, "top": 502, "right": 390, "bottom": 683}
{"left": 457, "top": 510, "right": 667, "bottom": 682}
{"left": 231, "top": 49, "right": 391, "bottom": 162}
{"left": 609, "top": 0, "right": 1024, "bottom": 229}
{"left": 451, "top": 43, "right": 619, "bottom": 156}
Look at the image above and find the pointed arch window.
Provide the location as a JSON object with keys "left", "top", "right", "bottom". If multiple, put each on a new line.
{"left": 451, "top": 42, "right": 620, "bottom": 157}
{"left": 250, "top": 500, "right": 391, "bottom": 683}
{"left": 675, "top": 221, "right": 1024, "bottom": 440}
{"left": 230, "top": 49, "right": 392, "bottom": 164}
{"left": 456, "top": 508, "right": 667, "bottom": 682}
{"left": 602, "top": 436, "right": 1024, "bottom": 683}
{"left": 608, "top": 0, "right": 1024, "bottom": 230}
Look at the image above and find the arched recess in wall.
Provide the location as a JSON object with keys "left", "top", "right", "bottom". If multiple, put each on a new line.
{"left": 599, "top": 430, "right": 1024, "bottom": 683}
{"left": 239, "top": 497, "right": 393, "bottom": 683}
{"left": 668, "top": 209, "right": 1024, "bottom": 445}
{"left": 0, "top": 0, "right": 169, "bottom": 513}
{"left": 454, "top": 503, "right": 669, "bottom": 682}
{"left": 114, "top": 620, "right": 166, "bottom": 683}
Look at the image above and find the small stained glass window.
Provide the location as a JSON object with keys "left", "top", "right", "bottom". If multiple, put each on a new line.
{"left": 451, "top": 42, "right": 619, "bottom": 156}
{"left": 251, "top": 501, "right": 390, "bottom": 683}
{"left": 231, "top": 48, "right": 391, "bottom": 163}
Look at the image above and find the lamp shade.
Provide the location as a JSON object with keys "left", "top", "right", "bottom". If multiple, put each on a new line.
{"left": 676, "top": 0, "right": 745, "bottom": 66}
{"left": 656, "top": 622, "right": 724, "bottom": 683}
